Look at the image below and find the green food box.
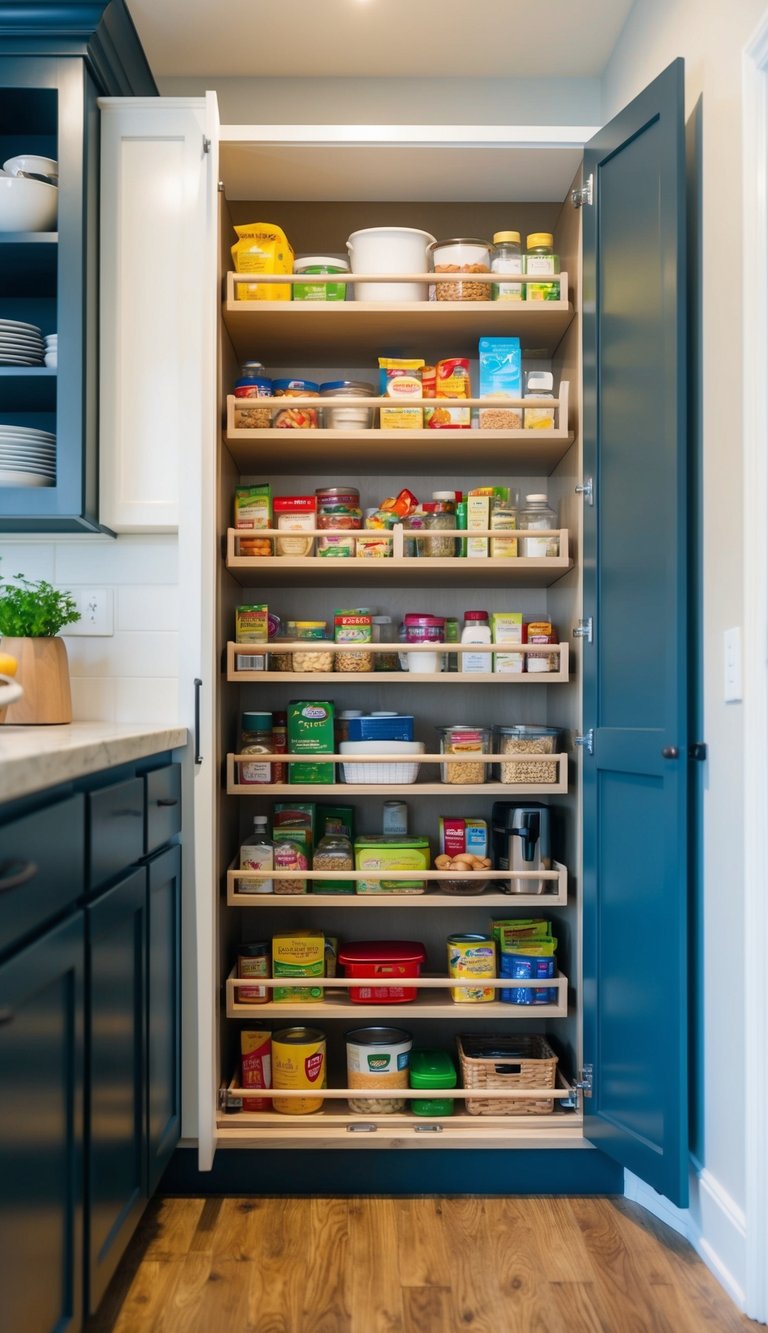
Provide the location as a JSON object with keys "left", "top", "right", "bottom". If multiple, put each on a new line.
{"left": 409, "top": 1049, "right": 457, "bottom": 1116}
{"left": 287, "top": 700, "right": 335, "bottom": 784}
{"left": 353, "top": 835, "right": 430, "bottom": 894}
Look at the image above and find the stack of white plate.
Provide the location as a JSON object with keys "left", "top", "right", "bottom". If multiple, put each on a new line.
{"left": 0, "top": 318, "right": 45, "bottom": 366}
{"left": 44, "top": 333, "right": 57, "bottom": 369}
{"left": 0, "top": 423, "right": 55, "bottom": 486}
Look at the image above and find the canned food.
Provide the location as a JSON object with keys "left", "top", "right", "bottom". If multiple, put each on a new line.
{"left": 237, "top": 941, "right": 271, "bottom": 1003}
{"left": 446, "top": 933, "right": 496, "bottom": 1002}
{"left": 271, "top": 1026, "right": 326, "bottom": 1114}
{"left": 346, "top": 1026, "right": 412, "bottom": 1113}
{"left": 316, "top": 486, "right": 361, "bottom": 509}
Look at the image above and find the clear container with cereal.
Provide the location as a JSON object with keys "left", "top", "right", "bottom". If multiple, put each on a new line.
{"left": 437, "top": 725, "right": 491, "bottom": 784}
{"left": 492, "top": 724, "right": 562, "bottom": 784}
{"left": 427, "top": 238, "right": 492, "bottom": 301}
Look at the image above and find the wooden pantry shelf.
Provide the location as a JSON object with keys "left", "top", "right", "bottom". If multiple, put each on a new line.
{"left": 225, "top": 972, "right": 568, "bottom": 1020}
{"left": 226, "top": 752, "right": 568, "bottom": 796}
{"left": 226, "top": 862, "right": 568, "bottom": 907}
{"left": 223, "top": 279, "right": 573, "bottom": 363}
{"left": 216, "top": 1109, "right": 583, "bottom": 1149}
{"left": 227, "top": 639, "right": 569, "bottom": 682}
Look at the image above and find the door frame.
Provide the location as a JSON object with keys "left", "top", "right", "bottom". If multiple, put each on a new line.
{"left": 742, "top": 14, "right": 768, "bottom": 1324}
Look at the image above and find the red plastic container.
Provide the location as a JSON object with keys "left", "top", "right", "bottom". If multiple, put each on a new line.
{"left": 337, "top": 940, "right": 427, "bottom": 1003}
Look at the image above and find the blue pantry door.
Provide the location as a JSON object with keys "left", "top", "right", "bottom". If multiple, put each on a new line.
{"left": 581, "top": 58, "right": 689, "bottom": 1206}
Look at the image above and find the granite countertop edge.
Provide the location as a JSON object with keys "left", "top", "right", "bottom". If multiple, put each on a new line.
{"left": 0, "top": 722, "right": 189, "bottom": 804}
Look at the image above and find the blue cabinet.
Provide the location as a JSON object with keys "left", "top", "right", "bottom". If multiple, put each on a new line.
{"left": 0, "top": 1, "right": 156, "bottom": 531}
{"left": 0, "top": 911, "right": 84, "bottom": 1333}
{"left": 147, "top": 844, "right": 181, "bottom": 1194}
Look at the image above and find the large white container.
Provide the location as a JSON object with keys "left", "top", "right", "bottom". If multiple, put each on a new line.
{"left": 346, "top": 226, "right": 435, "bottom": 301}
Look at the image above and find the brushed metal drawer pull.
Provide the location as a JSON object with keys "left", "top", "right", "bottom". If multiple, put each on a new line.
{"left": 0, "top": 859, "right": 38, "bottom": 893}
{"left": 156, "top": 797, "right": 179, "bottom": 807}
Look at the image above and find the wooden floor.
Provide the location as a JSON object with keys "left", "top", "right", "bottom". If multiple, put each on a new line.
{"left": 85, "top": 1195, "right": 755, "bottom": 1332}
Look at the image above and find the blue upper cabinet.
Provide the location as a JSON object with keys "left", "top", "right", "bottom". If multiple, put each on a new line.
{"left": 0, "top": 2, "right": 156, "bottom": 532}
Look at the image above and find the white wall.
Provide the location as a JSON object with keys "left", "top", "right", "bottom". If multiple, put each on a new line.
{"left": 0, "top": 535, "right": 180, "bottom": 724}
{"left": 602, "top": 0, "right": 767, "bottom": 1302}
{"left": 158, "top": 73, "right": 602, "bottom": 127}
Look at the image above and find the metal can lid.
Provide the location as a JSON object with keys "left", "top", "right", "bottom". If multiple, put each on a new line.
{"left": 346, "top": 1026, "right": 413, "bottom": 1046}
{"left": 272, "top": 1026, "right": 326, "bottom": 1044}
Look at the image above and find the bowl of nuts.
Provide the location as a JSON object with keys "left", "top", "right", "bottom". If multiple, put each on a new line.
{"left": 434, "top": 853, "right": 492, "bottom": 895}
{"left": 428, "top": 238, "right": 492, "bottom": 302}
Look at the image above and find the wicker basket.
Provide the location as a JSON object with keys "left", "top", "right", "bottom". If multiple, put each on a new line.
{"left": 456, "top": 1034, "right": 558, "bottom": 1115}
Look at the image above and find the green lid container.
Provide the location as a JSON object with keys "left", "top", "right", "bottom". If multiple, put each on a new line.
{"left": 409, "top": 1049, "right": 457, "bottom": 1116}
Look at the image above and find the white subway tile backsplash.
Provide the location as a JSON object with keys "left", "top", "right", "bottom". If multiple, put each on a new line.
{"left": 63, "top": 631, "right": 179, "bottom": 679}
{"left": 0, "top": 543, "right": 56, "bottom": 584}
{"left": 70, "top": 676, "right": 117, "bottom": 723}
{"left": 117, "top": 584, "right": 180, "bottom": 632}
{"left": 116, "top": 676, "right": 179, "bottom": 725}
{"left": 54, "top": 534, "right": 179, "bottom": 586}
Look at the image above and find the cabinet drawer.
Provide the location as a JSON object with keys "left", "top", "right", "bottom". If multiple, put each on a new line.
{"left": 144, "top": 764, "right": 181, "bottom": 856}
{"left": 88, "top": 778, "right": 144, "bottom": 893}
{"left": 0, "top": 793, "right": 85, "bottom": 955}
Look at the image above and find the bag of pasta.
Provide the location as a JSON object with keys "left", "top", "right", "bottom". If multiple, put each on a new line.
{"left": 231, "top": 222, "right": 294, "bottom": 301}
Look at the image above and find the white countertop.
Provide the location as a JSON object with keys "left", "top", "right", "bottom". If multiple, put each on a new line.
{"left": 0, "top": 722, "right": 188, "bottom": 803}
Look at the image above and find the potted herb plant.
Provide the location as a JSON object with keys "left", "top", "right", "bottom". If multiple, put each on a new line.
{"left": 0, "top": 569, "right": 80, "bottom": 724}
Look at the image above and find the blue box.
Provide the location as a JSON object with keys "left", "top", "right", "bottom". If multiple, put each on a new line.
{"left": 500, "top": 951, "right": 555, "bottom": 1005}
{"left": 346, "top": 713, "right": 414, "bottom": 741}
{"left": 478, "top": 337, "right": 522, "bottom": 400}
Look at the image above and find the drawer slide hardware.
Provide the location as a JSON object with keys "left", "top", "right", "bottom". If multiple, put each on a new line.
{"left": 575, "top": 729, "right": 594, "bottom": 756}
{"left": 347, "top": 1122, "right": 378, "bottom": 1133}
{"left": 572, "top": 618, "right": 593, "bottom": 643}
{"left": 415, "top": 1123, "right": 443, "bottom": 1133}
{"left": 575, "top": 477, "right": 594, "bottom": 505}
{"left": 571, "top": 174, "right": 594, "bottom": 208}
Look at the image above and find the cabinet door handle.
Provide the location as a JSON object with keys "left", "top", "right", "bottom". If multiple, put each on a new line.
{"left": 661, "top": 746, "right": 679, "bottom": 759}
{"left": 194, "top": 677, "right": 203, "bottom": 765}
{"left": 0, "top": 859, "right": 38, "bottom": 894}
{"left": 156, "top": 797, "right": 179, "bottom": 807}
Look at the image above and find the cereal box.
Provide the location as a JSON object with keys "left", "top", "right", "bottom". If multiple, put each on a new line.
{"left": 272, "top": 931, "right": 325, "bottom": 1002}
{"left": 235, "top": 604, "right": 268, "bottom": 644}
{"left": 491, "top": 611, "right": 524, "bottom": 674}
{"left": 478, "top": 337, "right": 522, "bottom": 429}
{"left": 287, "top": 700, "right": 335, "bottom": 783}
{"left": 378, "top": 358, "right": 424, "bottom": 429}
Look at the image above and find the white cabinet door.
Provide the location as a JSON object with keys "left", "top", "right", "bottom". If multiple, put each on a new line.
{"left": 99, "top": 97, "right": 214, "bottom": 532}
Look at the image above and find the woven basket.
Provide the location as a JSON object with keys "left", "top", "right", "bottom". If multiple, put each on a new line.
{"left": 456, "top": 1034, "right": 558, "bottom": 1115}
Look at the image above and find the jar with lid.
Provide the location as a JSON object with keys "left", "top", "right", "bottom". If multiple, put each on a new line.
{"left": 491, "top": 230, "right": 524, "bottom": 302}
{"left": 313, "top": 832, "right": 354, "bottom": 893}
{"left": 372, "top": 615, "right": 399, "bottom": 671}
{"left": 437, "top": 725, "right": 491, "bottom": 784}
{"left": 524, "top": 370, "right": 555, "bottom": 430}
{"left": 519, "top": 494, "right": 559, "bottom": 557}
{"left": 239, "top": 711, "right": 274, "bottom": 785}
{"left": 427, "top": 237, "right": 492, "bottom": 302}
{"left": 424, "top": 493, "right": 457, "bottom": 557}
{"left": 402, "top": 613, "right": 445, "bottom": 673}
{"left": 490, "top": 500, "right": 518, "bottom": 557}
{"left": 293, "top": 256, "right": 350, "bottom": 302}
{"left": 233, "top": 361, "right": 273, "bottom": 428}
{"left": 524, "top": 233, "right": 561, "bottom": 301}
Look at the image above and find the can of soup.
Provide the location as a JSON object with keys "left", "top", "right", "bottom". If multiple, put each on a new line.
{"left": 346, "top": 1026, "right": 412, "bottom": 1113}
{"left": 446, "top": 933, "right": 496, "bottom": 1002}
{"left": 271, "top": 1026, "right": 326, "bottom": 1114}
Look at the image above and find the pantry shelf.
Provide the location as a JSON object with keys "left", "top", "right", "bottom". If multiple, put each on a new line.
{"left": 226, "top": 862, "right": 568, "bottom": 907}
{"left": 223, "top": 272, "right": 573, "bottom": 362}
{"left": 225, "top": 544, "right": 573, "bottom": 590}
{"left": 226, "top": 752, "right": 569, "bottom": 796}
{"left": 226, "top": 640, "right": 570, "bottom": 683}
{"left": 225, "top": 972, "right": 569, "bottom": 1020}
{"left": 216, "top": 1109, "right": 583, "bottom": 1148}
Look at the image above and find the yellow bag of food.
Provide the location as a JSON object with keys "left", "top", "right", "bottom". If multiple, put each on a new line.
{"left": 231, "top": 222, "right": 294, "bottom": 301}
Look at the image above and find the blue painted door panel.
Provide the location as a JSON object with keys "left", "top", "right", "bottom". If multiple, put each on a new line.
{"left": 147, "top": 844, "right": 181, "bottom": 1194}
{"left": 582, "top": 59, "right": 689, "bottom": 1206}
{"left": 86, "top": 869, "right": 147, "bottom": 1314}
{"left": 0, "top": 912, "right": 84, "bottom": 1333}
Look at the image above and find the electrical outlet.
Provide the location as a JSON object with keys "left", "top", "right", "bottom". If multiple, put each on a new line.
{"left": 65, "top": 588, "right": 114, "bottom": 636}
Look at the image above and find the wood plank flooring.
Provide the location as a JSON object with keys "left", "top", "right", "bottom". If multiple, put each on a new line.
{"left": 85, "top": 1195, "right": 755, "bottom": 1332}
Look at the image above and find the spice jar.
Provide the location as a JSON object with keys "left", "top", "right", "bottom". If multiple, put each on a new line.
{"left": 239, "top": 711, "right": 274, "bottom": 785}
{"left": 403, "top": 612, "right": 445, "bottom": 673}
{"left": 372, "top": 615, "right": 399, "bottom": 671}
{"left": 424, "top": 492, "right": 458, "bottom": 557}
{"left": 313, "top": 832, "right": 354, "bottom": 893}
{"left": 519, "top": 494, "right": 559, "bottom": 557}
{"left": 491, "top": 230, "right": 524, "bottom": 302}
{"left": 437, "top": 725, "right": 491, "bottom": 785}
{"left": 427, "top": 238, "right": 492, "bottom": 302}
{"left": 525, "top": 233, "right": 560, "bottom": 301}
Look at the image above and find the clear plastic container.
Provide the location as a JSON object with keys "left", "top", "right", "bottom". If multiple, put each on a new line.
{"left": 427, "top": 237, "right": 492, "bottom": 302}
{"left": 519, "top": 494, "right": 559, "bottom": 557}
{"left": 493, "top": 724, "right": 562, "bottom": 784}
{"left": 423, "top": 497, "right": 457, "bottom": 557}
{"left": 403, "top": 613, "right": 445, "bottom": 673}
{"left": 437, "top": 725, "right": 491, "bottom": 784}
{"left": 320, "top": 380, "right": 376, "bottom": 429}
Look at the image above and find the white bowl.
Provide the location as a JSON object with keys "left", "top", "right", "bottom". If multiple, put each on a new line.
{"left": 0, "top": 175, "right": 57, "bottom": 232}
{"left": 339, "top": 739, "right": 425, "bottom": 785}
{"left": 3, "top": 155, "right": 58, "bottom": 182}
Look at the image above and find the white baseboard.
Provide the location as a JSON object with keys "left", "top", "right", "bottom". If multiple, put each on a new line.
{"left": 624, "top": 1169, "right": 747, "bottom": 1314}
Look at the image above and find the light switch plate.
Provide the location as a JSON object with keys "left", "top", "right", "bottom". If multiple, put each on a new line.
{"left": 723, "top": 626, "right": 742, "bottom": 703}
{"left": 63, "top": 588, "right": 114, "bottom": 636}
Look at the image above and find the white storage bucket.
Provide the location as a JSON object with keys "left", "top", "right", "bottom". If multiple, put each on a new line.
{"left": 346, "top": 227, "right": 436, "bottom": 301}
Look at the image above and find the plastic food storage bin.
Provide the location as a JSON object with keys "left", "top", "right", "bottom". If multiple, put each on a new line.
{"left": 492, "top": 724, "right": 561, "bottom": 784}
{"left": 409, "top": 1049, "right": 457, "bottom": 1115}
{"left": 337, "top": 940, "right": 427, "bottom": 1002}
{"left": 437, "top": 725, "right": 490, "bottom": 784}
{"left": 339, "top": 739, "right": 424, "bottom": 783}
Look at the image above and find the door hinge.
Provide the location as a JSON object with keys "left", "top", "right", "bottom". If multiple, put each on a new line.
{"left": 577, "top": 1065, "right": 593, "bottom": 1097}
{"left": 688, "top": 741, "right": 708, "bottom": 762}
{"left": 575, "top": 729, "right": 594, "bottom": 756}
{"left": 572, "top": 617, "right": 593, "bottom": 643}
{"left": 575, "top": 477, "right": 594, "bottom": 506}
{"left": 203, "top": 135, "right": 212, "bottom": 154}
{"left": 571, "top": 174, "right": 594, "bottom": 208}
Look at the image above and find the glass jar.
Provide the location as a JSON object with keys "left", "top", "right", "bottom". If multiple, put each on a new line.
{"left": 492, "top": 723, "right": 562, "bottom": 785}
{"left": 313, "top": 832, "right": 354, "bottom": 893}
{"left": 239, "top": 711, "right": 274, "bottom": 785}
{"left": 403, "top": 509, "right": 428, "bottom": 558}
{"left": 316, "top": 506, "right": 362, "bottom": 558}
{"left": 490, "top": 502, "right": 518, "bottom": 557}
{"left": 372, "top": 615, "right": 399, "bottom": 671}
{"left": 523, "top": 370, "right": 555, "bottom": 430}
{"left": 437, "top": 725, "right": 491, "bottom": 784}
{"left": 320, "top": 381, "right": 376, "bottom": 429}
{"left": 427, "top": 237, "right": 492, "bottom": 301}
{"left": 233, "top": 365, "right": 273, "bottom": 428}
{"left": 525, "top": 232, "right": 561, "bottom": 301}
{"left": 519, "top": 494, "right": 559, "bottom": 557}
{"left": 491, "top": 230, "right": 524, "bottom": 302}
{"left": 403, "top": 613, "right": 445, "bottom": 673}
{"left": 423, "top": 496, "right": 457, "bottom": 557}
